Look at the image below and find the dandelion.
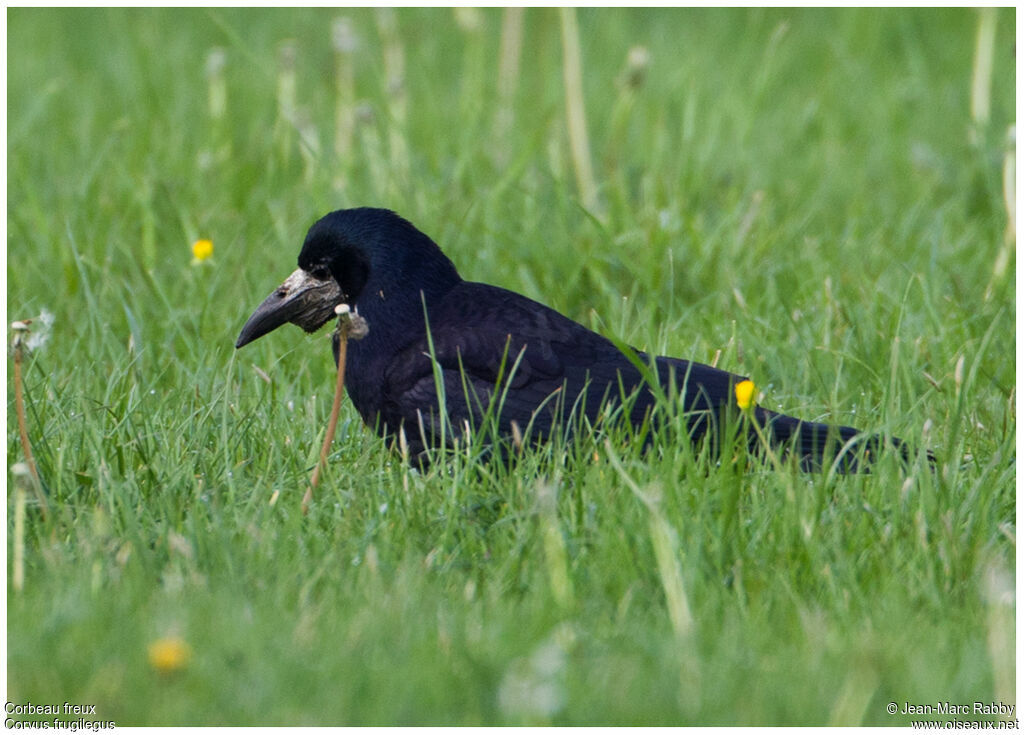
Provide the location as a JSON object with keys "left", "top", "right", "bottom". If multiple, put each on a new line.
{"left": 498, "top": 631, "right": 571, "bottom": 722}
{"left": 29, "top": 310, "right": 54, "bottom": 349}
{"left": 10, "top": 310, "right": 53, "bottom": 352}
{"left": 148, "top": 636, "right": 192, "bottom": 674}
{"left": 191, "top": 239, "right": 214, "bottom": 265}
{"left": 621, "top": 45, "right": 651, "bottom": 90}
{"left": 734, "top": 379, "right": 757, "bottom": 411}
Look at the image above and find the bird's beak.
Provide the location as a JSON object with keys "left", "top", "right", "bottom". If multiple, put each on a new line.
{"left": 236, "top": 268, "right": 343, "bottom": 348}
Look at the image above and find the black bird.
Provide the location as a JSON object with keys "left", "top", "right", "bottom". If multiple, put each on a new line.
{"left": 237, "top": 207, "right": 910, "bottom": 470}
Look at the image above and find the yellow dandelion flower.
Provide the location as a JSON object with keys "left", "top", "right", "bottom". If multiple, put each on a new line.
{"left": 191, "top": 239, "right": 214, "bottom": 264}
{"left": 148, "top": 636, "right": 192, "bottom": 674}
{"left": 734, "top": 380, "right": 756, "bottom": 411}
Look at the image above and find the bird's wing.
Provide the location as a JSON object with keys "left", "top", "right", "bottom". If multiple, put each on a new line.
{"left": 380, "top": 282, "right": 747, "bottom": 449}
{"left": 380, "top": 283, "right": 634, "bottom": 441}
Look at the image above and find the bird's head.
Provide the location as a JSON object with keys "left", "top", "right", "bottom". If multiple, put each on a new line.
{"left": 236, "top": 208, "right": 460, "bottom": 349}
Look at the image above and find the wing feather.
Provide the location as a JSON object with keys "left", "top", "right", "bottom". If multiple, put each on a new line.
{"left": 379, "top": 282, "right": 746, "bottom": 453}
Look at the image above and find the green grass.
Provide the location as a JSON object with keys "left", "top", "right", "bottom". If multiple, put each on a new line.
{"left": 7, "top": 7, "right": 1015, "bottom": 726}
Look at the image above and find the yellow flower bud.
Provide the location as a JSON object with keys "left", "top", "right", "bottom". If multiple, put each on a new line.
{"left": 735, "top": 380, "right": 756, "bottom": 410}
{"left": 191, "top": 239, "right": 214, "bottom": 263}
{"left": 148, "top": 636, "right": 192, "bottom": 674}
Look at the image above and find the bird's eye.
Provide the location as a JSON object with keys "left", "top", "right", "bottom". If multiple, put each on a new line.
{"left": 311, "top": 265, "right": 330, "bottom": 281}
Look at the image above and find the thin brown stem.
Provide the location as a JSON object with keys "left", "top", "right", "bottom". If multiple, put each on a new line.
{"left": 304, "top": 336, "right": 348, "bottom": 513}
{"left": 303, "top": 308, "right": 367, "bottom": 515}
{"left": 13, "top": 341, "right": 48, "bottom": 520}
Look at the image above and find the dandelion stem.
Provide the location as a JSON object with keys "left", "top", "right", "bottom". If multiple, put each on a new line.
{"left": 648, "top": 512, "right": 693, "bottom": 637}
{"left": 454, "top": 8, "right": 485, "bottom": 120}
{"left": 13, "top": 479, "right": 25, "bottom": 591}
{"left": 295, "top": 107, "right": 320, "bottom": 184}
{"left": 356, "top": 104, "right": 388, "bottom": 198}
{"left": 984, "top": 562, "right": 1015, "bottom": 708}
{"left": 493, "top": 8, "right": 525, "bottom": 161}
{"left": 1002, "top": 126, "right": 1016, "bottom": 243}
{"left": 304, "top": 307, "right": 368, "bottom": 515}
{"left": 206, "top": 48, "right": 227, "bottom": 122}
{"left": 305, "top": 335, "right": 348, "bottom": 513}
{"left": 376, "top": 8, "right": 409, "bottom": 191}
{"left": 559, "top": 7, "right": 600, "bottom": 214}
{"left": 987, "top": 125, "right": 1015, "bottom": 300}
{"left": 204, "top": 47, "right": 230, "bottom": 166}
{"left": 741, "top": 408, "right": 785, "bottom": 474}
{"left": 332, "top": 17, "right": 358, "bottom": 164}
{"left": 275, "top": 40, "right": 297, "bottom": 165}
{"left": 537, "top": 480, "right": 574, "bottom": 611}
{"left": 606, "top": 46, "right": 650, "bottom": 170}
{"left": 969, "top": 8, "right": 997, "bottom": 143}
{"left": 12, "top": 337, "right": 48, "bottom": 520}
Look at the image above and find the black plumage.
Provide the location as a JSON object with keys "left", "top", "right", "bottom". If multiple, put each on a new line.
{"left": 237, "top": 207, "right": 914, "bottom": 470}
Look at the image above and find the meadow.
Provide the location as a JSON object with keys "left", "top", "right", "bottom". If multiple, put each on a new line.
{"left": 6, "top": 7, "right": 1015, "bottom": 725}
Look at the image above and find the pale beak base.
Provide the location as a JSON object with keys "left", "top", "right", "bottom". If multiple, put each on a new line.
{"left": 236, "top": 268, "right": 343, "bottom": 348}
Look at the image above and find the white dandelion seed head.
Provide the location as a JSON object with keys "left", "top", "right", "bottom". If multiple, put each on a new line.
{"left": 205, "top": 48, "right": 227, "bottom": 77}
{"left": 497, "top": 630, "right": 571, "bottom": 720}
{"left": 10, "top": 463, "right": 31, "bottom": 478}
{"left": 332, "top": 18, "right": 358, "bottom": 53}
{"left": 25, "top": 330, "right": 50, "bottom": 352}
{"left": 627, "top": 45, "right": 651, "bottom": 72}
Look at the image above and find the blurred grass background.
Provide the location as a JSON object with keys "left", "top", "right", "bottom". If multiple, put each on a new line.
{"left": 6, "top": 7, "right": 1016, "bottom": 725}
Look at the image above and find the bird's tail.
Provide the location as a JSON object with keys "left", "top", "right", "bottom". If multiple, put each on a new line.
{"left": 750, "top": 408, "right": 925, "bottom": 472}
